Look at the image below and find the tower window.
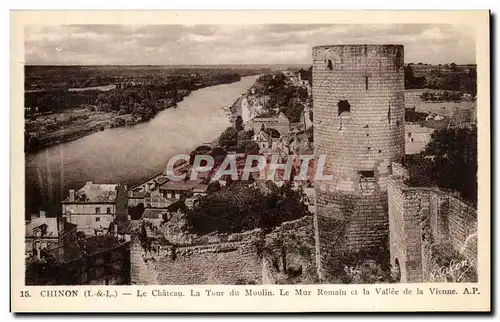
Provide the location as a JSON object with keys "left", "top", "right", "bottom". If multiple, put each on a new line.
{"left": 337, "top": 100, "right": 351, "bottom": 115}
{"left": 327, "top": 60, "right": 333, "bottom": 70}
{"left": 359, "top": 170, "right": 375, "bottom": 178}
{"left": 365, "top": 76, "right": 369, "bottom": 90}
{"left": 359, "top": 170, "right": 376, "bottom": 194}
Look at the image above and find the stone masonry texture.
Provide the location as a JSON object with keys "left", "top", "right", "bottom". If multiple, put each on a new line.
{"left": 130, "top": 216, "right": 315, "bottom": 285}
{"left": 387, "top": 172, "right": 478, "bottom": 283}
{"left": 312, "top": 45, "right": 405, "bottom": 281}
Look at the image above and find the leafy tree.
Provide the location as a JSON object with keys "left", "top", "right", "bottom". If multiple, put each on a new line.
{"left": 210, "top": 146, "right": 228, "bottom": 164}
{"left": 237, "top": 140, "right": 260, "bottom": 154}
{"left": 281, "top": 98, "right": 305, "bottom": 123}
{"left": 184, "top": 184, "right": 309, "bottom": 235}
{"left": 128, "top": 203, "right": 145, "bottom": 220}
{"left": 406, "top": 126, "right": 477, "bottom": 205}
{"left": 237, "top": 129, "right": 254, "bottom": 141}
{"left": 264, "top": 127, "right": 280, "bottom": 138}
{"left": 235, "top": 116, "right": 244, "bottom": 132}
{"left": 218, "top": 126, "right": 238, "bottom": 149}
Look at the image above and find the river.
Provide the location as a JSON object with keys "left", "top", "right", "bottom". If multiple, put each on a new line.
{"left": 25, "top": 75, "right": 257, "bottom": 217}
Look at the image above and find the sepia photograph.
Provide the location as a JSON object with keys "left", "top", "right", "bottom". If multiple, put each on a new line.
{"left": 22, "top": 22, "right": 480, "bottom": 287}
{"left": 10, "top": 10, "right": 490, "bottom": 313}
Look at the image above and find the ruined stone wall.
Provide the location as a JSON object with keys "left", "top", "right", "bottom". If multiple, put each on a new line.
{"left": 262, "top": 216, "right": 318, "bottom": 284}
{"left": 312, "top": 45, "right": 405, "bottom": 281}
{"left": 387, "top": 174, "right": 478, "bottom": 283}
{"left": 130, "top": 239, "right": 158, "bottom": 285}
{"left": 130, "top": 216, "right": 315, "bottom": 285}
{"left": 448, "top": 197, "right": 478, "bottom": 262}
{"left": 141, "top": 241, "right": 262, "bottom": 285}
{"left": 387, "top": 174, "right": 409, "bottom": 282}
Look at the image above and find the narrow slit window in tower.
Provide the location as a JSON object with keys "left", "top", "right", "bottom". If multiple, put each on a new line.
{"left": 388, "top": 105, "right": 391, "bottom": 127}
{"left": 365, "top": 76, "right": 369, "bottom": 90}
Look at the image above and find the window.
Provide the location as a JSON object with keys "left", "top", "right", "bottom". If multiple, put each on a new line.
{"left": 388, "top": 105, "right": 391, "bottom": 126}
{"left": 394, "top": 259, "right": 401, "bottom": 282}
{"left": 95, "top": 207, "right": 100, "bottom": 214}
{"left": 107, "top": 207, "right": 111, "bottom": 214}
{"left": 359, "top": 170, "right": 376, "bottom": 194}
{"left": 95, "top": 217, "right": 100, "bottom": 223}
{"left": 365, "top": 76, "right": 369, "bottom": 90}
{"left": 337, "top": 100, "right": 351, "bottom": 115}
{"left": 327, "top": 60, "right": 333, "bottom": 70}
{"left": 359, "top": 171, "right": 375, "bottom": 178}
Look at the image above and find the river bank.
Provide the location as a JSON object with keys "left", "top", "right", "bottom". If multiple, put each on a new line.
{"left": 25, "top": 96, "right": 183, "bottom": 153}
{"left": 24, "top": 77, "right": 245, "bottom": 153}
{"left": 25, "top": 75, "right": 260, "bottom": 217}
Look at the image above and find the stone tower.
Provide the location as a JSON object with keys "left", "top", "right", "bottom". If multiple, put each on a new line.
{"left": 312, "top": 45, "right": 405, "bottom": 281}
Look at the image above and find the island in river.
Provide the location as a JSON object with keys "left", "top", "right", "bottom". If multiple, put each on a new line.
{"left": 24, "top": 65, "right": 272, "bottom": 152}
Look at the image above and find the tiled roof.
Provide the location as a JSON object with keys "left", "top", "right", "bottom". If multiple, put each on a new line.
{"left": 69, "top": 182, "right": 118, "bottom": 203}
{"left": 156, "top": 177, "right": 169, "bottom": 186}
{"left": 159, "top": 179, "right": 201, "bottom": 191}
{"left": 254, "top": 130, "right": 271, "bottom": 142}
{"left": 130, "top": 192, "right": 148, "bottom": 198}
{"left": 193, "top": 184, "right": 209, "bottom": 193}
{"left": 141, "top": 208, "right": 169, "bottom": 220}
{"left": 26, "top": 217, "right": 58, "bottom": 238}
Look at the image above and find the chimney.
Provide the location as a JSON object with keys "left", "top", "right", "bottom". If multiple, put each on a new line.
{"left": 39, "top": 210, "right": 46, "bottom": 218}
{"left": 124, "top": 184, "right": 128, "bottom": 191}
{"left": 114, "top": 223, "right": 118, "bottom": 237}
{"left": 69, "top": 189, "right": 75, "bottom": 201}
{"left": 58, "top": 216, "right": 65, "bottom": 234}
{"left": 127, "top": 215, "right": 131, "bottom": 221}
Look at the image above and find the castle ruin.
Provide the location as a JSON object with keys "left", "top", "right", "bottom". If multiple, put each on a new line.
{"left": 312, "top": 45, "right": 406, "bottom": 281}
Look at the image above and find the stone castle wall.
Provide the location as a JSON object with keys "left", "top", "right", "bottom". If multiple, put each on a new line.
{"left": 131, "top": 216, "right": 315, "bottom": 285}
{"left": 312, "top": 45, "right": 405, "bottom": 281}
{"left": 387, "top": 170, "right": 478, "bottom": 282}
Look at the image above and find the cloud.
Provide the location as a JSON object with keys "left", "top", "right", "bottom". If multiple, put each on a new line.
{"left": 24, "top": 24, "right": 476, "bottom": 65}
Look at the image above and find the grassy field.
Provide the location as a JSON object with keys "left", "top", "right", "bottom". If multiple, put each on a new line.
{"left": 405, "top": 89, "right": 476, "bottom": 117}
{"left": 404, "top": 89, "right": 476, "bottom": 154}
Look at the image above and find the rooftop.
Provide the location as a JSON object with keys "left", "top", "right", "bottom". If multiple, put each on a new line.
{"left": 141, "top": 208, "right": 169, "bottom": 220}
{"left": 193, "top": 184, "right": 209, "bottom": 193}
{"left": 66, "top": 181, "right": 118, "bottom": 203}
{"left": 26, "top": 217, "right": 58, "bottom": 238}
{"left": 159, "top": 179, "right": 201, "bottom": 191}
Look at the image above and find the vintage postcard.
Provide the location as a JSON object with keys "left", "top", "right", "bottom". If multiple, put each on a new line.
{"left": 10, "top": 10, "right": 490, "bottom": 312}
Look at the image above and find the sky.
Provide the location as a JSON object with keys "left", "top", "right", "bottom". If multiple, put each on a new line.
{"left": 24, "top": 24, "right": 476, "bottom": 65}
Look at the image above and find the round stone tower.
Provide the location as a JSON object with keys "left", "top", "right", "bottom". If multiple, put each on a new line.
{"left": 312, "top": 45, "right": 405, "bottom": 281}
